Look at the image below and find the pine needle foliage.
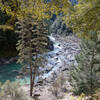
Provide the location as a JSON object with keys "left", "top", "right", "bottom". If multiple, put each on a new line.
{"left": 16, "top": 16, "right": 49, "bottom": 97}
{"left": 69, "top": 35, "right": 100, "bottom": 98}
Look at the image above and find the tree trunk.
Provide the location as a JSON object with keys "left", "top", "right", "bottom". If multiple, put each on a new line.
{"left": 30, "top": 63, "right": 33, "bottom": 97}
{"left": 29, "top": 32, "right": 33, "bottom": 97}
{"left": 32, "top": 54, "right": 38, "bottom": 99}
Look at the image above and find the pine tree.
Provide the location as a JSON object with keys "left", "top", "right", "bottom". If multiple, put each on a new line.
{"left": 69, "top": 34, "right": 100, "bottom": 99}
{"left": 16, "top": 16, "right": 49, "bottom": 97}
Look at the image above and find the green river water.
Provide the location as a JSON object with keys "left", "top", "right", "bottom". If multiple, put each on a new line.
{"left": 0, "top": 62, "right": 30, "bottom": 85}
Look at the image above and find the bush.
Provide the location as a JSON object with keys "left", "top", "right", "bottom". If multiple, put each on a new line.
{"left": 48, "top": 73, "right": 66, "bottom": 100}
{"left": 0, "top": 80, "right": 27, "bottom": 100}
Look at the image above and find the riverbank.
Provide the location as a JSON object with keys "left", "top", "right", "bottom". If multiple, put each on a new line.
{"left": 0, "top": 34, "right": 81, "bottom": 100}
{"left": 20, "top": 34, "right": 81, "bottom": 100}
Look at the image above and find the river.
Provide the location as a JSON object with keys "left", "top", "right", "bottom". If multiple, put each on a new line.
{"left": 0, "top": 35, "right": 80, "bottom": 85}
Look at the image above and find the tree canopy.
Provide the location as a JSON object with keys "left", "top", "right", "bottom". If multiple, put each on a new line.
{"left": 63, "top": 0, "right": 100, "bottom": 40}
{"left": 0, "top": 0, "right": 53, "bottom": 30}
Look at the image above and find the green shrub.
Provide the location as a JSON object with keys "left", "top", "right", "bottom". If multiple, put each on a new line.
{"left": 0, "top": 80, "right": 27, "bottom": 100}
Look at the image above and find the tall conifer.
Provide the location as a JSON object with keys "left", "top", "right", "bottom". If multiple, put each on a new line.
{"left": 16, "top": 16, "right": 49, "bottom": 97}
{"left": 70, "top": 34, "right": 100, "bottom": 99}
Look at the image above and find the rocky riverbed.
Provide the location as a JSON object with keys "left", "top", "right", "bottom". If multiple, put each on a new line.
{"left": 0, "top": 34, "right": 81, "bottom": 100}
{"left": 36, "top": 34, "right": 80, "bottom": 85}
{"left": 21, "top": 34, "right": 81, "bottom": 100}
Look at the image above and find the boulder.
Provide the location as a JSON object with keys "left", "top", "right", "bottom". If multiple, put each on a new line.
{"left": 47, "top": 37, "right": 54, "bottom": 51}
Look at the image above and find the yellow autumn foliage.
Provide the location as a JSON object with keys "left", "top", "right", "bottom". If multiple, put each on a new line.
{"left": 0, "top": 0, "right": 55, "bottom": 30}
{"left": 63, "top": 0, "right": 100, "bottom": 40}
{"left": 0, "top": 0, "right": 52, "bottom": 21}
{"left": 0, "top": 0, "right": 99, "bottom": 40}
{"left": 0, "top": 25, "right": 13, "bottom": 30}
